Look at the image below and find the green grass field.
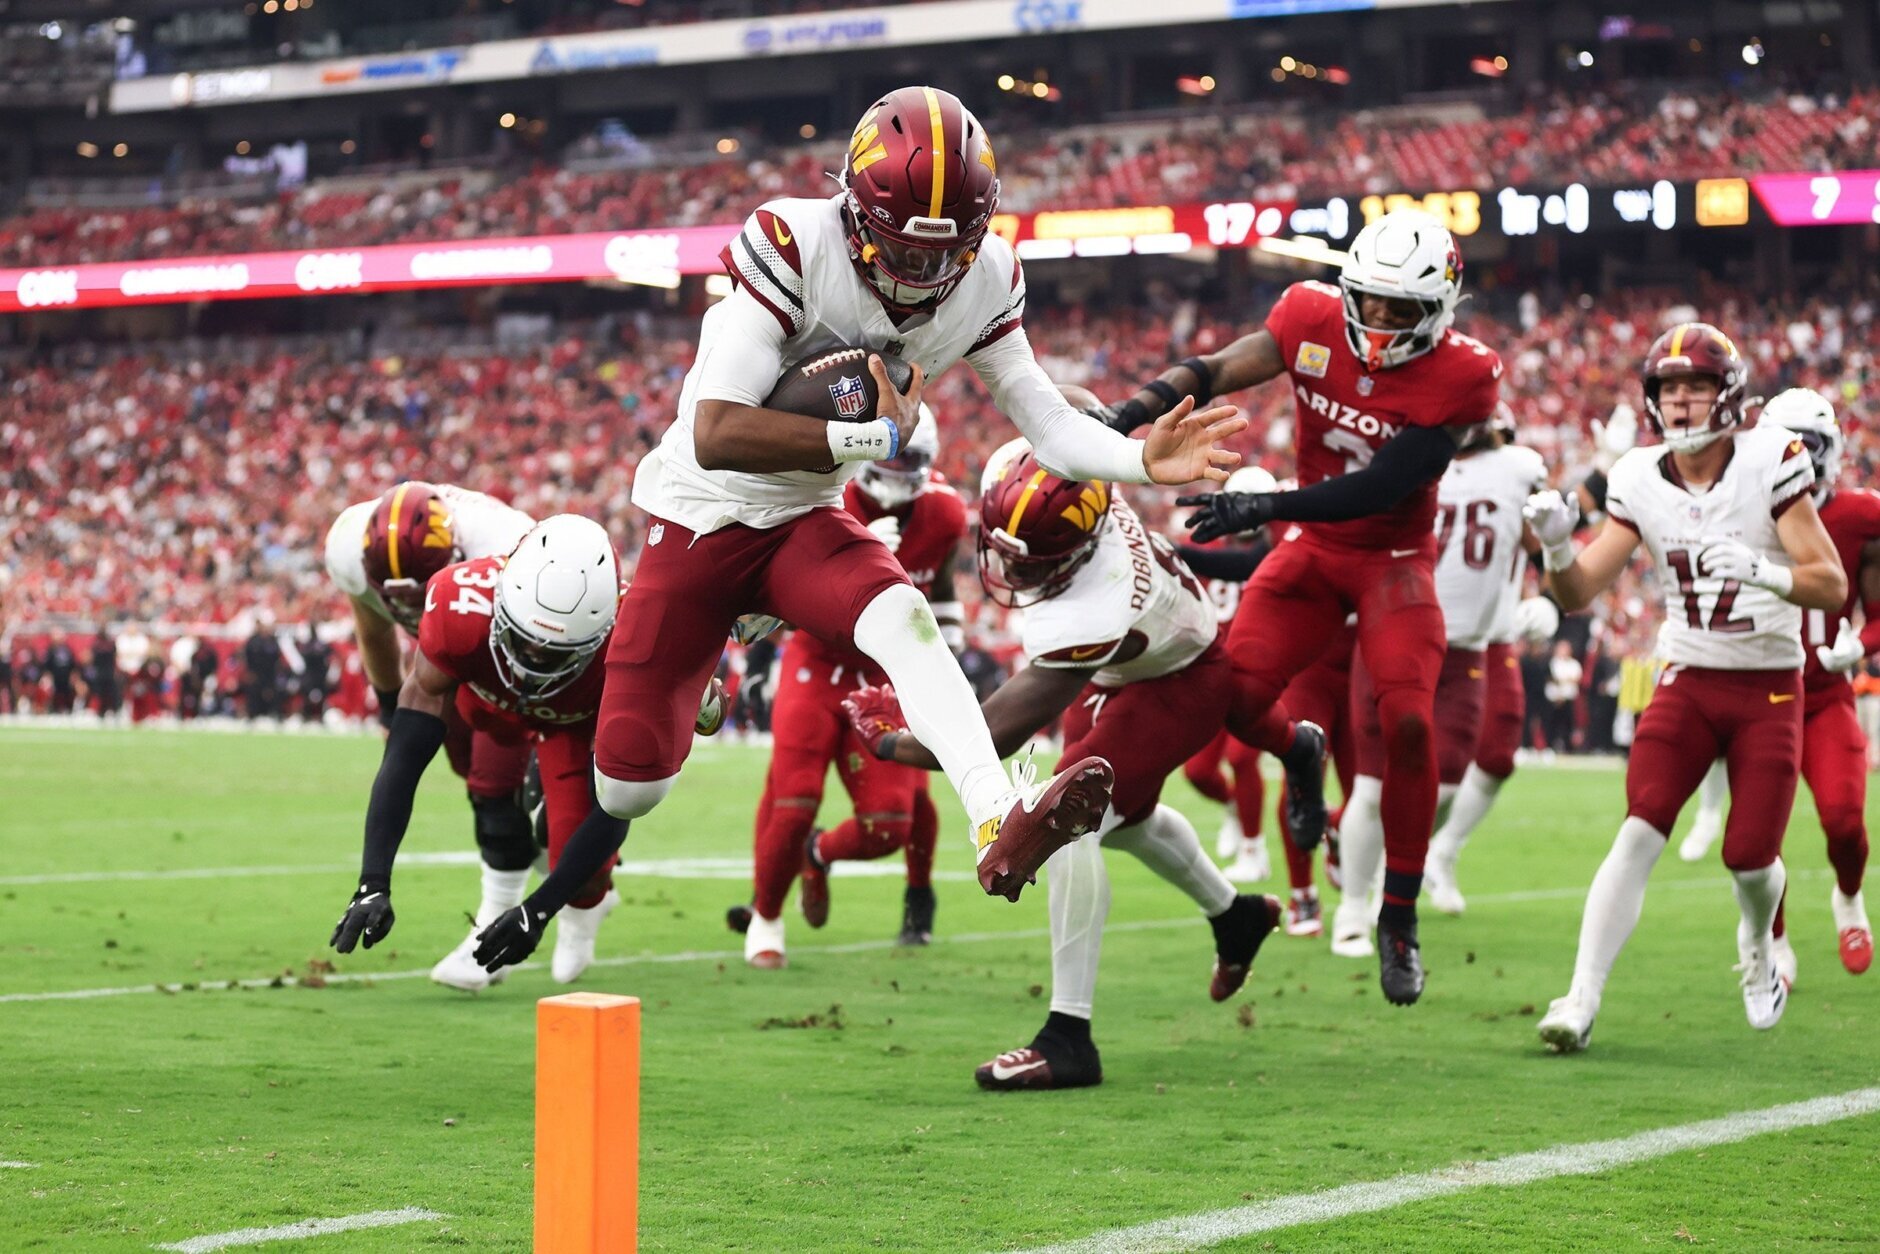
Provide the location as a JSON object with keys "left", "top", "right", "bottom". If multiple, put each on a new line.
{"left": 2, "top": 725, "right": 1877, "bottom": 1252}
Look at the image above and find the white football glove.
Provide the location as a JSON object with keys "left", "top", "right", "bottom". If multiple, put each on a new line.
{"left": 1591, "top": 403, "right": 1638, "bottom": 471}
{"left": 1817, "top": 617, "right": 1864, "bottom": 674}
{"left": 1514, "top": 596, "right": 1562, "bottom": 645}
{"left": 1698, "top": 538, "right": 1794, "bottom": 597}
{"left": 867, "top": 514, "right": 902, "bottom": 554}
{"left": 1523, "top": 489, "right": 1580, "bottom": 571}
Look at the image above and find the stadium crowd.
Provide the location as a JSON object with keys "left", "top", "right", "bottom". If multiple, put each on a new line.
{"left": 4, "top": 83, "right": 1876, "bottom": 267}
{"left": 5, "top": 277, "right": 1877, "bottom": 747}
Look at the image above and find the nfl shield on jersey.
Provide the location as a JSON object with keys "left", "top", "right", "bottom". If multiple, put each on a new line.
{"left": 1606, "top": 425, "right": 1814, "bottom": 670}
{"left": 1437, "top": 444, "right": 1547, "bottom": 648}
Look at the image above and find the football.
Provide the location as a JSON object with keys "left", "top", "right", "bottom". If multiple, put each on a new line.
{"left": 764, "top": 347, "right": 913, "bottom": 425}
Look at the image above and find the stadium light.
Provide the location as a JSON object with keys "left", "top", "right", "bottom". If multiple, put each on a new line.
{"left": 715, "top": 137, "right": 739, "bottom": 154}
{"left": 998, "top": 74, "right": 1015, "bottom": 90}
{"left": 798, "top": 124, "right": 816, "bottom": 139}
{"left": 113, "top": 143, "right": 129, "bottom": 158}
{"left": 236, "top": 141, "right": 251, "bottom": 155}
{"left": 340, "top": 139, "right": 356, "bottom": 154}
{"left": 1577, "top": 50, "right": 1594, "bottom": 67}
{"left": 500, "top": 113, "right": 518, "bottom": 129}
{"left": 76, "top": 142, "right": 98, "bottom": 158}
{"left": 1741, "top": 41, "right": 1764, "bottom": 65}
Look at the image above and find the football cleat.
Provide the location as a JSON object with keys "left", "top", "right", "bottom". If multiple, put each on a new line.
{"left": 1329, "top": 897, "right": 1374, "bottom": 958}
{"left": 1209, "top": 894, "right": 1282, "bottom": 1002}
{"left": 1677, "top": 809, "right": 1723, "bottom": 864}
{"left": 1537, "top": 991, "right": 1597, "bottom": 1053}
{"left": 431, "top": 925, "right": 509, "bottom": 992}
{"left": 551, "top": 889, "right": 618, "bottom": 985}
{"left": 1424, "top": 848, "right": 1465, "bottom": 916}
{"left": 1377, "top": 915, "right": 1425, "bottom": 1006}
{"left": 744, "top": 912, "right": 786, "bottom": 970}
{"left": 725, "top": 903, "right": 753, "bottom": 934}
{"left": 798, "top": 830, "right": 830, "bottom": 929}
{"left": 1736, "top": 940, "right": 1787, "bottom": 1030}
{"left": 1771, "top": 932, "right": 1798, "bottom": 992}
{"left": 975, "top": 756, "right": 1114, "bottom": 902}
{"left": 1832, "top": 887, "right": 1872, "bottom": 975}
{"left": 1280, "top": 722, "right": 1329, "bottom": 852}
{"left": 1285, "top": 888, "right": 1323, "bottom": 938}
{"left": 897, "top": 884, "right": 936, "bottom": 947}
{"left": 974, "top": 1036, "right": 1102, "bottom": 1092}
{"left": 1226, "top": 835, "right": 1271, "bottom": 884}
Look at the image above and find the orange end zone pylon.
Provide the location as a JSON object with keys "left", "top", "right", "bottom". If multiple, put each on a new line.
{"left": 536, "top": 992, "right": 640, "bottom": 1253}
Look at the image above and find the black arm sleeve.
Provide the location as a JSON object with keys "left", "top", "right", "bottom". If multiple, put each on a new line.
{"left": 1264, "top": 425, "right": 1461, "bottom": 523}
{"left": 525, "top": 805, "right": 631, "bottom": 916}
{"left": 1176, "top": 539, "right": 1271, "bottom": 583}
{"left": 359, "top": 707, "right": 448, "bottom": 889}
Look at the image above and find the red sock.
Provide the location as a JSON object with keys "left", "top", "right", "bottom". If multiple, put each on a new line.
{"left": 904, "top": 789, "right": 938, "bottom": 890}
{"left": 754, "top": 790, "right": 817, "bottom": 919}
{"left": 1377, "top": 689, "right": 1437, "bottom": 879}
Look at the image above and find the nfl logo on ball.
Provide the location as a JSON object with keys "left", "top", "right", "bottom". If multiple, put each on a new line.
{"left": 829, "top": 375, "right": 869, "bottom": 418}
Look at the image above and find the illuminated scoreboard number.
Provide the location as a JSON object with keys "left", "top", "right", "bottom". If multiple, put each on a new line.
{"left": 1805, "top": 174, "right": 1880, "bottom": 223}
{"left": 1357, "top": 191, "right": 1483, "bottom": 237}
{"left": 1201, "top": 201, "right": 1285, "bottom": 246}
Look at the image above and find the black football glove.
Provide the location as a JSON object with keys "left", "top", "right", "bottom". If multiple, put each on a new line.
{"left": 1081, "top": 399, "right": 1148, "bottom": 436}
{"left": 330, "top": 882, "right": 395, "bottom": 953}
{"left": 1176, "top": 491, "right": 1277, "bottom": 544}
{"left": 474, "top": 901, "right": 553, "bottom": 973}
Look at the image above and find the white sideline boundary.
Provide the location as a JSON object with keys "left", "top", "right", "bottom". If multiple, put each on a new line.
{"left": 0, "top": 1160, "right": 36, "bottom": 1168}
{"left": 0, "top": 869, "right": 1832, "bottom": 1006}
{"left": 1013, "top": 1086, "right": 1880, "bottom": 1253}
{"left": 150, "top": 1207, "right": 444, "bottom": 1252}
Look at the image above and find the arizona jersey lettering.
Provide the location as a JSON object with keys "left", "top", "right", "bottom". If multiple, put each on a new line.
{"left": 1436, "top": 444, "right": 1547, "bottom": 649}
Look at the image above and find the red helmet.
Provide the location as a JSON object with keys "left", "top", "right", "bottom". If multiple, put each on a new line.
{"left": 840, "top": 85, "right": 1000, "bottom": 314}
{"left": 977, "top": 442, "right": 1111, "bottom": 608}
{"left": 361, "top": 481, "right": 460, "bottom": 630}
{"left": 1641, "top": 321, "right": 1749, "bottom": 454}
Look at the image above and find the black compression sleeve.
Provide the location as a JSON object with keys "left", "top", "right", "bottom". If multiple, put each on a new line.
{"left": 359, "top": 707, "right": 448, "bottom": 888}
{"left": 374, "top": 686, "right": 401, "bottom": 731}
{"left": 525, "top": 805, "right": 631, "bottom": 916}
{"left": 1582, "top": 469, "right": 1609, "bottom": 513}
{"left": 1175, "top": 539, "right": 1270, "bottom": 582}
{"left": 1263, "top": 426, "right": 1460, "bottom": 524}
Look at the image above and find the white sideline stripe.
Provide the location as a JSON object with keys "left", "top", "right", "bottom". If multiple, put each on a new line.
{"left": 0, "top": 869, "right": 1834, "bottom": 1006}
{"left": 0, "top": 1160, "right": 36, "bottom": 1168}
{"left": 150, "top": 1207, "right": 444, "bottom": 1252}
{"left": 1014, "top": 1086, "right": 1880, "bottom": 1254}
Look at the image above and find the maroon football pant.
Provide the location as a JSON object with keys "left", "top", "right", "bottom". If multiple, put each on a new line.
{"left": 596, "top": 508, "right": 910, "bottom": 783}
{"left": 1627, "top": 666, "right": 1803, "bottom": 872}
{"left": 1228, "top": 537, "right": 1444, "bottom": 882}
{"left": 1474, "top": 642, "right": 1526, "bottom": 780}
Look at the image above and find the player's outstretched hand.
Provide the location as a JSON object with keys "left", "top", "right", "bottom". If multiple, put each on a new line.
{"left": 1141, "top": 396, "right": 1246, "bottom": 485}
{"left": 474, "top": 903, "right": 551, "bottom": 972}
{"left": 1514, "top": 596, "right": 1562, "bottom": 645}
{"left": 842, "top": 683, "right": 908, "bottom": 760}
{"left": 871, "top": 354, "right": 925, "bottom": 447}
{"left": 1175, "top": 490, "right": 1274, "bottom": 544}
{"left": 1591, "top": 403, "right": 1638, "bottom": 470}
{"left": 1522, "top": 489, "right": 1579, "bottom": 547}
{"left": 866, "top": 514, "right": 903, "bottom": 554}
{"left": 1817, "top": 617, "right": 1863, "bottom": 673}
{"left": 330, "top": 883, "right": 394, "bottom": 953}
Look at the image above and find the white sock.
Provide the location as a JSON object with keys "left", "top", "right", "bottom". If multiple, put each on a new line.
{"left": 1045, "top": 833, "right": 1110, "bottom": 1019}
{"left": 853, "top": 584, "right": 1008, "bottom": 825}
{"left": 1105, "top": 804, "right": 1237, "bottom": 916}
{"left": 477, "top": 865, "right": 531, "bottom": 928}
{"left": 1696, "top": 759, "right": 1728, "bottom": 827}
{"left": 1431, "top": 763, "right": 1504, "bottom": 861}
{"left": 1567, "top": 816, "right": 1667, "bottom": 1002}
{"left": 1732, "top": 859, "right": 1787, "bottom": 952}
{"left": 1339, "top": 775, "right": 1386, "bottom": 908}
{"left": 1432, "top": 782, "right": 1460, "bottom": 845}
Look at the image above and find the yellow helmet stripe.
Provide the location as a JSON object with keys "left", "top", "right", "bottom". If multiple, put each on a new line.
{"left": 385, "top": 483, "right": 411, "bottom": 580}
{"left": 1007, "top": 468, "right": 1050, "bottom": 535}
{"left": 923, "top": 86, "right": 946, "bottom": 219}
{"left": 1669, "top": 323, "right": 1688, "bottom": 358}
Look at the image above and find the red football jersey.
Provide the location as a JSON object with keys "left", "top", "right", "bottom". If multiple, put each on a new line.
{"left": 417, "top": 556, "right": 613, "bottom": 731}
{"left": 1803, "top": 487, "right": 1880, "bottom": 695}
{"left": 1263, "top": 280, "right": 1502, "bottom": 550}
{"left": 794, "top": 474, "right": 969, "bottom": 668}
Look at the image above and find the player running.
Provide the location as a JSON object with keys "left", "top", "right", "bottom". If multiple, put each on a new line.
{"left": 728, "top": 415, "right": 966, "bottom": 965}
{"left": 1527, "top": 324, "right": 1845, "bottom": 1051}
{"left": 843, "top": 441, "right": 1283, "bottom": 1090}
{"left": 1669, "top": 388, "right": 1878, "bottom": 977}
{"left": 577, "top": 86, "right": 1246, "bottom": 913}
{"left": 1097, "top": 209, "right": 1502, "bottom": 1004}
{"left": 324, "top": 481, "right": 538, "bottom": 990}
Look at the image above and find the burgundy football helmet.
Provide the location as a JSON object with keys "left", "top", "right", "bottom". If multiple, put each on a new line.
{"left": 1641, "top": 322, "right": 1749, "bottom": 454}
{"left": 361, "top": 481, "right": 460, "bottom": 630}
{"left": 977, "top": 441, "right": 1112, "bottom": 608}
{"left": 840, "top": 85, "right": 1000, "bottom": 314}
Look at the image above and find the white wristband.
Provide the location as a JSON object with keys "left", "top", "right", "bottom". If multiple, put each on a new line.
{"left": 1542, "top": 539, "right": 1577, "bottom": 573}
{"left": 827, "top": 419, "right": 896, "bottom": 464}
{"left": 1754, "top": 561, "right": 1794, "bottom": 598}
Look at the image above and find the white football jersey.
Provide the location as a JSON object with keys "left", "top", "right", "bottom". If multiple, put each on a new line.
{"left": 1606, "top": 424, "right": 1814, "bottom": 670}
{"left": 633, "top": 194, "right": 1028, "bottom": 535}
{"left": 324, "top": 485, "right": 534, "bottom": 624}
{"left": 1022, "top": 495, "right": 1218, "bottom": 688}
{"left": 1435, "top": 444, "right": 1547, "bottom": 649}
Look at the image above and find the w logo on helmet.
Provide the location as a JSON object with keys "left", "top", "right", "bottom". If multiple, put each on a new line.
{"left": 849, "top": 107, "right": 886, "bottom": 175}
{"left": 1059, "top": 481, "right": 1110, "bottom": 532}
{"left": 423, "top": 499, "right": 454, "bottom": 549}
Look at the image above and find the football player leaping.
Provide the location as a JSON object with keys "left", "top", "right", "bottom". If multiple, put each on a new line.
{"left": 1668, "top": 388, "right": 1879, "bottom": 978}
{"left": 531, "top": 86, "right": 1246, "bottom": 925}
{"left": 324, "top": 481, "right": 539, "bottom": 991}
{"left": 1097, "top": 209, "right": 1503, "bottom": 1005}
{"left": 844, "top": 440, "right": 1285, "bottom": 1091}
{"left": 1528, "top": 325, "right": 1846, "bottom": 1052}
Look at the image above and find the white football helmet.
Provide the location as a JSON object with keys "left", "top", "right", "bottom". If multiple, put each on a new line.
{"left": 1761, "top": 388, "right": 1840, "bottom": 504}
{"left": 491, "top": 515, "right": 619, "bottom": 699}
{"left": 1340, "top": 209, "right": 1463, "bottom": 371}
{"left": 1224, "top": 465, "right": 1278, "bottom": 496}
{"left": 856, "top": 403, "right": 938, "bottom": 510}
